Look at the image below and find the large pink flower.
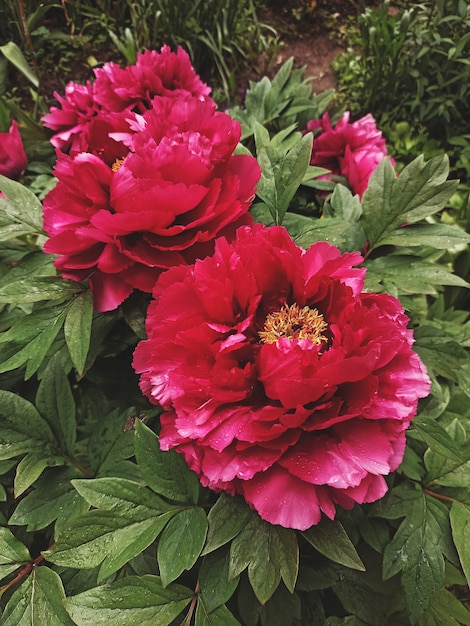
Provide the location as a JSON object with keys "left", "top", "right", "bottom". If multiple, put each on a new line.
{"left": 43, "top": 97, "right": 260, "bottom": 312}
{"left": 42, "top": 46, "right": 211, "bottom": 154}
{"left": 133, "top": 224, "right": 430, "bottom": 530}
{"left": 307, "top": 112, "right": 393, "bottom": 197}
{"left": 0, "top": 120, "right": 28, "bottom": 179}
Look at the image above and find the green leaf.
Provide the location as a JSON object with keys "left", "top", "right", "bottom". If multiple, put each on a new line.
{"left": 379, "top": 223, "right": 470, "bottom": 249}
{"left": 9, "top": 467, "right": 87, "bottom": 533}
{"left": 0, "top": 251, "right": 56, "bottom": 287}
{"left": 1, "top": 566, "right": 75, "bottom": 626}
{"left": 134, "top": 419, "right": 200, "bottom": 503}
{"left": 36, "top": 354, "right": 76, "bottom": 455}
{"left": 14, "top": 451, "right": 51, "bottom": 497}
{"left": 195, "top": 603, "right": 240, "bottom": 626}
{"left": 418, "top": 589, "right": 470, "bottom": 626}
{"left": 450, "top": 501, "right": 470, "bottom": 589}
{"left": 198, "top": 550, "right": 239, "bottom": 614}
{"left": 0, "top": 390, "right": 56, "bottom": 460}
{"left": 202, "top": 493, "right": 253, "bottom": 555}
{"left": 64, "top": 290, "right": 93, "bottom": 375}
{"left": 229, "top": 514, "right": 298, "bottom": 603}
{"left": 64, "top": 575, "right": 192, "bottom": 626}
{"left": 411, "top": 415, "right": 461, "bottom": 461}
{"left": 302, "top": 519, "right": 365, "bottom": 571}
{"left": 0, "top": 176, "right": 42, "bottom": 234}
{"left": 0, "top": 527, "right": 30, "bottom": 582}
{"left": 0, "top": 42, "right": 39, "bottom": 88}
{"left": 47, "top": 477, "right": 178, "bottom": 578}
{"left": 0, "top": 276, "right": 84, "bottom": 304}
{"left": 361, "top": 155, "right": 458, "bottom": 251}
{"left": 158, "top": 507, "right": 208, "bottom": 587}
{"left": 45, "top": 508, "right": 175, "bottom": 580}
{"left": 381, "top": 483, "right": 446, "bottom": 622}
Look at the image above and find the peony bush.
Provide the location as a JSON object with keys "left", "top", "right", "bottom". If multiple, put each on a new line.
{"left": 0, "top": 49, "right": 470, "bottom": 626}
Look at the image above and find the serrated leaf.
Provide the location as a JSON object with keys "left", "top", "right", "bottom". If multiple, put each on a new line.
{"left": 134, "top": 419, "right": 199, "bottom": 503}
{"left": 229, "top": 514, "right": 298, "bottom": 604}
{"left": 202, "top": 493, "right": 253, "bottom": 555}
{"left": 158, "top": 507, "right": 208, "bottom": 587}
{"left": 0, "top": 527, "right": 31, "bottom": 581}
{"left": 64, "top": 290, "right": 93, "bottom": 374}
{"left": 1, "top": 566, "right": 74, "bottom": 626}
{"left": 0, "top": 174, "right": 42, "bottom": 231}
{"left": 0, "top": 389, "right": 56, "bottom": 460}
{"left": 64, "top": 575, "right": 192, "bottom": 626}
{"left": 199, "top": 550, "right": 239, "bottom": 614}
{"left": 361, "top": 155, "right": 458, "bottom": 251}
{"left": 450, "top": 501, "right": 470, "bottom": 589}
{"left": 35, "top": 354, "right": 76, "bottom": 455}
{"left": 302, "top": 519, "right": 365, "bottom": 571}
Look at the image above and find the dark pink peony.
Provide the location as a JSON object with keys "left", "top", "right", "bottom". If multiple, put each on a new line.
{"left": 307, "top": 112, "right": 393, "bottom": 197}
{"left": 42, "top": 46, "right": 211, "bottom": 154}
{"left": 43, "top": 97, "right": 260, "bottom": 312}
{"left": 133, "top": 224, "right": 430, "bottom": 530}
{"left": 0, "top": 120, "right": 28, "bottom": 179}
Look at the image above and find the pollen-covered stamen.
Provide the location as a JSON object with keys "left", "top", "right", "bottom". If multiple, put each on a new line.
{"left": 111, "top": 158, "right": 125, "bottom": 172}
{"left": 259, "top": 302, "right": 328, "bottom": 345}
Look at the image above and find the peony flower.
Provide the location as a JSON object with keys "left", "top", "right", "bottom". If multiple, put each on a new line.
{"left": 133, "top": 224, "right": 431, "bottom": 530}
{"left": 42, "top": 46, "right": 212, "bottom": 154}
{"left": 93, "top": 46, "right": 212, "bottom": 113}
{"left": 0, "top": 120, "right": 28, "bottom": 179}
{"left": 307, "top": 112, "right": 393, "bottom": 197}
{"left": 43, "top": 96, "right": 260, "bottom": 312}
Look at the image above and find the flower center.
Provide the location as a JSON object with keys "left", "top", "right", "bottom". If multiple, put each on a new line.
{"left": 259, "top": 303, "right": 328, "bottom": 345}
{"left": 112, "top": 158, "right": 125, "bottom": 172}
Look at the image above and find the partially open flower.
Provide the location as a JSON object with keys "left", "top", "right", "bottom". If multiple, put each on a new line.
{"left": 43, "top": 97, "right": 260, "bottom": 312}
{"left": 133, "top": 224, "right": 430, "bottom": 530}
{"left": 307, "top": 112, "right": 393, "bottom": 197}
{"left": 0, "top": 120, "right": 28, "bottom": 180}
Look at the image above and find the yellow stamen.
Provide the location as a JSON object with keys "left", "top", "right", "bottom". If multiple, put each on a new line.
{"left": 112, "top": 158, "right": 125, "bottom": 172}
{"left": 259, "top": 302, "right": 328, "bottom": 345}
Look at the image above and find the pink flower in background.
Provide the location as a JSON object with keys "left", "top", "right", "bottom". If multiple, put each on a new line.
{"left": 93, "top": 46, "right": 212, "bottom": 113}
{"left": 43, "top": 97, "right": 260, "bottom": 312}
{"left": 133, "top": 224, "right": 430, "bottom": 530}
{"left": 0, "top": 120, "right": 28, "bottom": 179}
{"left": 42, "top": 46, "right": 212, "bottom": 155}
{"left": 307, "top": 112, "right": 393, "bottom": 197}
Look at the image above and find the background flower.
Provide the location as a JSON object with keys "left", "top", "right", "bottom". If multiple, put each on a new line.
{"left": 42, "top": 45, "right": 212, "bottom": 155}
{"left": 0, "top": 120, "right": 28, "bottom": 179}
{"left": 43, "top": 96, "right": 260, "bottom": 312}
{"left": 133, "top": 224, "right": 430, "bottom": 530}
{"left": 307, "top": 111, "right": 393, "bottom": 197}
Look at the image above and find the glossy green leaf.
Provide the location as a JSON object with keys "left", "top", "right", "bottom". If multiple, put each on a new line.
{"left": 1, "top": 566, "right": 74, "bottom": 626}
{"left": 450, "top": 501, "right": 470, "bottom": 589}
{"left": 302, "top": 519, "right": 365, "bottom": 571}
{"left": 134, "top": 419, "right": 199, "bottom": 503}
{"left": 64, "top": 575, "right": 193, "bottom": 626}
{"left": 0, "top": 390, "right": 56, "bottom": 460}
{"left": 0, "top": 276, "right": 84, "bottom": 304}
{"left": 0, "top": 527, "right": 31, "bottom": 582}
{"left": 0, "top": 42, "right": 39, "bottom": 87}
{"left": 36, "top": 354, "right": 76, "bottom": 455}
{"left": 0, "top": 174, "right": 42, "bottom": 231}
{"left": 64, "top": 290, "right": 93, "bottom": 375}
{"left": 13, "top": 451, "right": 51, "bottom": 497}
{"left": 202, "top": 493, "right": 253, "bottom": 555}
{"left": 158, "top": 507, "right": 208, "bottom": 587}
{"left": 198, "top": 550, "right": 239, "bottom": 614}
{"left": 411, "top": 416, "right": 461, "bottom": 461}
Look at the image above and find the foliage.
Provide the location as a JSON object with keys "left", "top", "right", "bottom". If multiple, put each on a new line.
{"left": 0, "top": 56, "right": 469, "bottom": 624}
{"left": 334, "top": 0, "right": 470, "bottom": 141}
